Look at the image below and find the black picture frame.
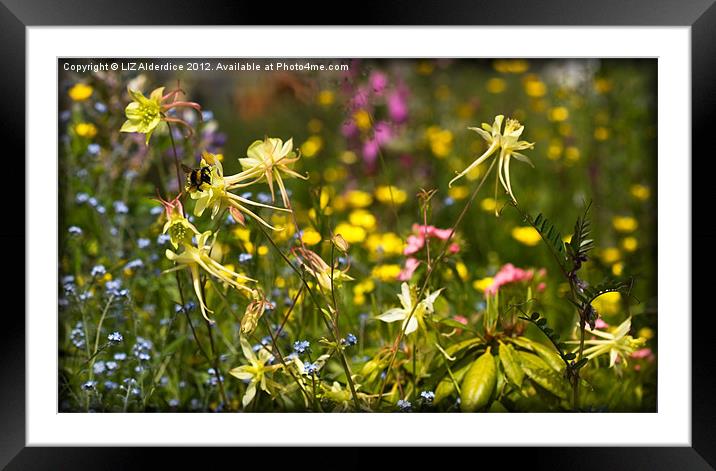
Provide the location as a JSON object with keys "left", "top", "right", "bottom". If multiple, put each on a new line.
{"left": 2, "top": 0, "right": 712, "bottom": 468}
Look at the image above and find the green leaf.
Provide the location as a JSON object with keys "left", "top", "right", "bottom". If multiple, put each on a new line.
{"left": 434, "top": 364, "right": 470, "bottom": 404}
{"left": 517, "top": 351, "right": 570, "bottom": 400}
{"left": 530, "top": 340, "right": 566, "bottom": 373}
{"left": 460, "top": 347, "right": 497, "bottom": 412}
{"left": 498, "top": 341, "right": 525, "bottom": 387}
{"left": 444, "top": 337, "right": 483, "bottom": 357}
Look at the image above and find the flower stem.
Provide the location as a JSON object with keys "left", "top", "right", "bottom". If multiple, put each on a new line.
{"left": 254, "top": 222, "right": 361, "bottom": 409}
{"left": 377, "top": 158, "right": 497, "bottom": 405}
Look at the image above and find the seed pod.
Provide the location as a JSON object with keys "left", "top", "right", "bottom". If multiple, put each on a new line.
{"left": 460, "top": 347, "right": 497, "bottom": 412}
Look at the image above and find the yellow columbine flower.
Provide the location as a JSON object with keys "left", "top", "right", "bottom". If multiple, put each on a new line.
{"left": 235, "top": 137, "right": 308, "bottom": 208}
{"left": 156, "top": 193, "right": 200, "bottom": 249}
{"left": 376, "top": 282, "right": 444, "bottom": 335}
{"left": 229, "top": 336, "right": 279, "bottom": 408}
{"left": 120, "top": 87, "right": 164, "bottom": 144}
{"left": 293, "top": 247, "right": 353, "bottom": 292}
{"left": 164, "top": 230, "right": 256, "bottom": 323}
{"left": 569, "top": 317, "right": 646, "bottom": 368}
{"left": 450, "top": 115, "right": 535, "bottom": 208}
{"left": 189, "top": 151, "right": 290, "bottom": 230}
{"left": 68, "top": 83, "right": 93, "bottom": 101}
{"left": 120, "top": 85, "right": 201, "bottom": 145}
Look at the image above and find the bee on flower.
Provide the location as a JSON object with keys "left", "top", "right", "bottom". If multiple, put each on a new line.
{"left": 449, "top": 115, "right": 535, "bottom": 211}
{"left": 186, "top": 151, "right": 291, "bottom": 230}
{"left": 120, "top": 85, "right": 201, "bottom": 145}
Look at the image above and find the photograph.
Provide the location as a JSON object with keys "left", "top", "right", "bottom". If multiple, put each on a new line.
{"left": 57, "top": 57, "right": 657, "bottom": 413}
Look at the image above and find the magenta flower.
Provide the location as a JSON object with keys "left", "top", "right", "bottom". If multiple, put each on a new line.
{"left": 370, "top": 71, "right": 388, "bottom": 94}
{"left": 387, "top": 87, "right": 409, "bottom": 123}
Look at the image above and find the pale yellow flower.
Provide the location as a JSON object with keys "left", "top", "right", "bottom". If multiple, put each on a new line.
{"left": 229, "top": 336, "right": 279, "bottom": 407}
{"left": 450, "top": 115, "right": 535, "bottom": 208}
{"left": 376, "top": 282, "right": 444, "bottom": 335}
{"left": 189, "top": 151, "right": 290, "bottom": 230}
{"left": 235, "top": 137, "right": 308, "bottom": 208}
{"left": 164, "top": 230, "right": 256, "bottom": 322}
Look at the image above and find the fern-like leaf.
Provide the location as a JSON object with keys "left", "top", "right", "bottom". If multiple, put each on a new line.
{"left": 527, "top": 213, "right": 569, "bottom": 272}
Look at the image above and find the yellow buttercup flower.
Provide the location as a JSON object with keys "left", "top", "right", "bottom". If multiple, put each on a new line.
{"left": 600, "top": 247, "right": 621, "bottom": 265}
{"left": 334, "top": 223, "right": 366, "bottom": 244}
{"left": 301, "top": 228, "right": 322, "bottom": 246}
{"left": 612, "top": 216, "right": 638, "bottom": 233}
{"left": 630, "top": 184, "right": 651, "bottom": 201}
{"left": 68, "top": 83, "right": 93, "bottom": 101}
{"left": 511, "top": 226, "right": 541, "bottom": 246}
{"left": 450, "top": 115, "right": 535, "bottom": 209}
{"left": 345, "top": 190, "right": 373, "bottom": 208}
{"left": 75, "top": 123, "right": 98, "bottom": 138}
{"left": 472, "top": 277, "right": 494, "bottom": 292}
{"left": 375, "top": 186, "right": 407, "bottom": 205}
{"left": 348, "top": 209, "right": 376, "bottom": 230}
{"left": 371, "top": 264, "right": 402, "bottom": 282}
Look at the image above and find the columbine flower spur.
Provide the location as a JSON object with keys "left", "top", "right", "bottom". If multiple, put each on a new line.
{"left": 449, "top": 115, "right": 535, "bottom": 208}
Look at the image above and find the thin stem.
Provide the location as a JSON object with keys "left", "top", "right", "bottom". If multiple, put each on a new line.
{"left": 377, "top": 158, "right": 497, "bottom": 404}
{"left": 260, "top": 315, "right": 313, "bottom": 410}
{"left": 254, "top": 222, "right": 361, "bottom": 409}
{"left": 166, "top": 122, "right": 185, "bottom": 199}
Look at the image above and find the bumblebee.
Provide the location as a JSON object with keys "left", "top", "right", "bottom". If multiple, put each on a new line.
{"left": 182, "top": 164, "right": 212, "bottom": 192}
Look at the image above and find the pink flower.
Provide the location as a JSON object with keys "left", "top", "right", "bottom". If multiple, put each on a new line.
{"left": 485, "top": 263, "right": 534, "bottom": 296}
{"left": 341, "top": 120, "right": 358, "bottom": 138}
{"left": 631, "top": 348, "right": 654, "bottom": 360}
{"left": 370, "top": 71, "right": 388, "bottom": 94}
{"left": 537, "top": 282, "right": 547, "bottom": 292}
{"left": 594, "top": 318, "right": 609, "bottom": 329}
{"left": 404, "top": 234, "right": 424, "bottom": 255}
{"left": 362, "top": 139, "right": 379, "bottom": 167}
{"left": 452, "top": 315, "right": 468, "bottom": 334}
{"left": 388, "top": 89, "right": 409, "bottom": 123}
{"left": 373, "top": 121, "right": 392, "bottom": 145}
{"left": 403, "top": 224, "right": 456, "bottom": 256}
{"left": 398, "top": 257, "right": 420, "bottom": 281}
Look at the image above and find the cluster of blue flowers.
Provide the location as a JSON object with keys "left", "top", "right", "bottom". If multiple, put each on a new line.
{"left": 397, "top": 399, "right": 412, "bottom": 412}
{"left": 340, "top": 333, "right": 358, "bottom": 347}
{"left": 70, "top": 322, "right": 85, "bottom": 349}
{"left": 293, "top": 340, "right": 310, "bottom": 354}
{"left": 131, "top": 337, "right": 152, "bottom": 362}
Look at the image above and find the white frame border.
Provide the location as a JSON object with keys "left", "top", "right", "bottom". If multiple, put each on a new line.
{"left": 27, "top": 26, "right": 690, "bottom": 446}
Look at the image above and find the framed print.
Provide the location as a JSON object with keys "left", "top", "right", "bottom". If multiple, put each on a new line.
{"left": 2, "top": 0, "right": 714, "bottom": 467}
